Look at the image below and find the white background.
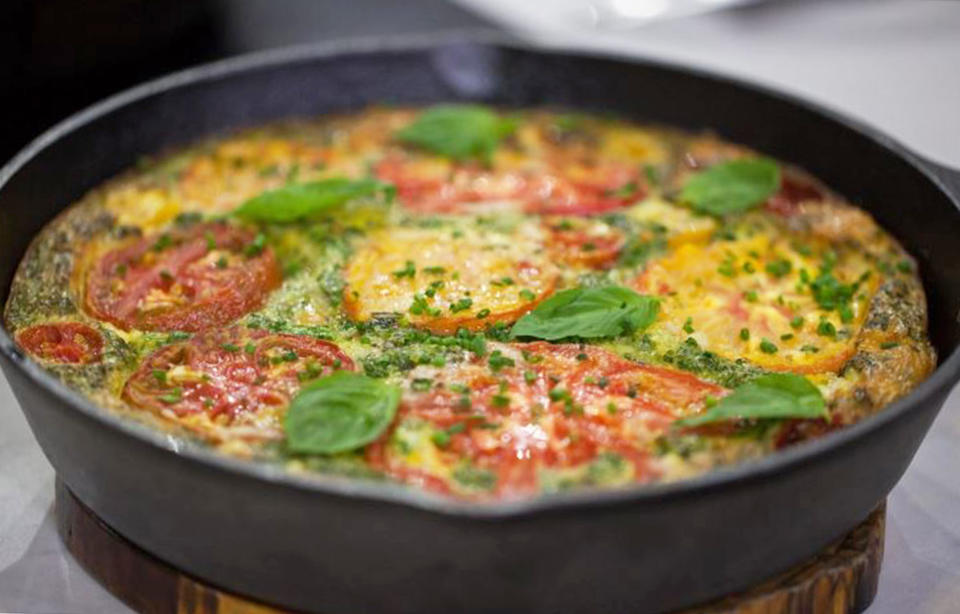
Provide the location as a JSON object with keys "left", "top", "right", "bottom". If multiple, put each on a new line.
{"left": 1, "top": 0, "right": 959, "bottom": 611}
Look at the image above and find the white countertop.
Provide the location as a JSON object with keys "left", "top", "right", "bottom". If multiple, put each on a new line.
{"left": 2, "top": 0, "right": 959, "bottom": 611}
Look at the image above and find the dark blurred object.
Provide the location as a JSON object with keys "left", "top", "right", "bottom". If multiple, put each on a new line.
{"left": 0, "top": 0, "right": 489, "bottom": 162}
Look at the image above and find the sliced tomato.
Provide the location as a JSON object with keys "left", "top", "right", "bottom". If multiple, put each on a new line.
{"left": 123, "top": 327, "right": 353, "bottom": 433}
{"left": 375, "top": 156, "right": 642, "bottom": 216}
{"left": 544, "top": 218, "right": 626, "bottom": 269}
{"left": 85, "top": 222, "right": 281, "bottom": 332}
{"left": 765, "top": 175, "right": 827, "bottom": 217}
{"left": 16, "top": 322, "right": 103, "bottom": 364}
{"left": 366, "top": 342, "right": 724, "bottom": 499}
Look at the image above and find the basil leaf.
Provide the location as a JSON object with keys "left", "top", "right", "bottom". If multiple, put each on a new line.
{"left": 395, "top": 105, "right": 516, "bottom": 162}
{"left": 234, "top": 178, "right": 393, "bottom": 223}
{"left": 676, "top": 373, "right": 826, "bottom": 427}
{"left": 680, "top": 158, "right": 780, "bottom": 216}
{"left": 284, "top": 372, "right": 400, "bottom": 454}
{"left": 510, "top": 286, "right": 659, "bottom": 341}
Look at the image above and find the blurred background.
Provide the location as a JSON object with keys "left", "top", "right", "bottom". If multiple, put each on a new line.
{"left": 1, "top": 1, "right": 959, "bottom": 613}
{"left": 1, "top": 0, "right": 959, "bottom": 164}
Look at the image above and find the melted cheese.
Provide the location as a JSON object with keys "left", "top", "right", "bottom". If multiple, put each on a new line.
{"left": 343, "top": 224, "right": 557, "bottom": 332}
{"left": 637, "top": 223, "right": 877, "bottom": 373}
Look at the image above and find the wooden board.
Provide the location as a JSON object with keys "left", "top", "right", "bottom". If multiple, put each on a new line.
{"left": 55, "top": 479, "right": 884, "bottom": 614}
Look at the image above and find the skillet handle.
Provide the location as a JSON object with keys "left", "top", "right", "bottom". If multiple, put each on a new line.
{"left": 920, "top": 157, "right": 960, "bottom": 201}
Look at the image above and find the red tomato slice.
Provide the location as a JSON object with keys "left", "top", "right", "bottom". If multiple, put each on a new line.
{"left": 544, "top": 218, "right": 626, "bottom": 269}
{"left": 366, "top": 342, "right": 724, "bottom": 499}
{"left": 375, "top": 157, "right": 642, "bottom": 216}
{"left": 85, "top": 223, "right": 281, "bottom": 332}
{"left": 765, "top": 175, "right": 827, "bottom": 217}
{"left": 16, "top": 322, "right": 103, "bottom": 364}
{"left": 123, "top": 328, "right": 353, "bottom": 427}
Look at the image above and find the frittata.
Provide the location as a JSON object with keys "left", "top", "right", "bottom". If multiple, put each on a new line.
{"left": 4, "top": 106, "right": 935, "bottom": 500}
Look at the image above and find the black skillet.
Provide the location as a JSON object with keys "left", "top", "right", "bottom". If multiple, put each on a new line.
{"left": 2, "top": 33, "right": 959, "bottom": 614}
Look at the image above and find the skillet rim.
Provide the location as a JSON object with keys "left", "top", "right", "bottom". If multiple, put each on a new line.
{"left": 1, "top": 29, "right": 959, "bottom": 519}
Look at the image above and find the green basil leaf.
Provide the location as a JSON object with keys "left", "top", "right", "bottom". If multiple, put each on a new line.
{"left": 284, "top": 371, "right": 400, "bottom": 454}
{"left": 233, "top": 178, "right": 393, "bottom": 223}
{"left": 510, "top": 286, "right": 659, "bottom": 341}
{"left": 680, "top": 158, "right": 780, "bottom": 216}
{"left": 676, "top": 373, "right": 826, "bottom": 427}
{"left": 394, "top": 105, "right": 516, "bottom": 162}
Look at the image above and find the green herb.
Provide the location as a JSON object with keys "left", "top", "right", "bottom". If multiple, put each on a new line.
{"left": 810, "top": 270, "right": 856, "bottom": 311}
{"left": 409, "top": 294, "right": 441, "bottom": 317}
{"left": 233, "top": 178, "right": 393, "bottom": 223}
{"left": 759, "top": 339, "right": 778, "bottom": 354}
{"left": 523, "top": 370, "right": 537, "bottom": 384}
{"left": 644, "top": 164, "right": 660, "bottom": 187}
{"left": 790, "top": 316, "right": 804, "bottom": 330}
{"left": 780, "top": 333, "right": 794, "bottom": 341}
{"left": 152, "top": 234, "right": 173, "bottom": 251}
{"left": 452, "top": 464, "right": 497, "bottom": 491}
{"left": 765, "top": 259, "right": 793, "bottom": 278}
{"left": 450, "top": 297, "right": 473, "bottom": 313}
{"left": 518, "top": 289, "right": 536, "bottom": 301}
{"left": 216, "top": 256, "right": 228, "bottom": 269}
{"left": 880, "top": 341, "right": 900, "bottom": 350}
{"left": 744, "top": 290, "right": 758, "bottom": 303}
{"left": 152, "top": 369, "right": 167, "bottom": 384}
{"left": 394, "top": 105, "right": 515, "bottom": 163}
{"left": 679, "top": 158, "right": 780, "bottom": 216}
{"left": 476, "top": 308, "right": 491, "bottom": 319}
{"left": 284, "top": 372, "right": 400, "bottom": 454}
{"left": 411, "top": 378, "right": 433, "bottom": 392}
{"left": 817, "top": 319, "right": 837, "bottom": 338}
{"left": 492, "top": 394, "right": 510, "bottom": 408}
{"left": 243, "top": 233, "right": 266, "bottom": 257}
{"left": 606, "top": 181, "right": 638, "bottom": 199}
{"left": 676, "top": 373, "right": 826, "bottom": 426}
{"left": 221, "top": 343, "right": 240, "bottom": 352}
{"left": 488, "top": 350, "right": 515, "bottom": 373}
{"left": 717, "top": 257, "right": 737, "bottom": 278}
{"left": 683, "top": 317, "right": 695, "bottom": 334}
{"left": 158, "top": 388, "right": 182, "bottom": 404}
{"left": 392, "top": 260, "right": 416, "bottom": 279}
{"left": 422, "top": 266, "right": 446, "bottom": 275}
{"left": 739, "top": 328, "right": 750, "bottom": 341}
{"left": 431, "top": 430, "right": 451, "bottom": 448}
{"left": 511, "top": 286, "right": 659, "bottom": 341}
{"left": 896, "top": 260, "right": 913, "bottom": 273}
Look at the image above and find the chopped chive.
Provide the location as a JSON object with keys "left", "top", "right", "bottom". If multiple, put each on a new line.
{"left": 392, "top": 260, "right": 416, "bottom": 279}
{"left": 759, "top": 339, "right": 778, "bottom": 354}
{"left": 817, "top": 319, "right": 837, "bottom": 338}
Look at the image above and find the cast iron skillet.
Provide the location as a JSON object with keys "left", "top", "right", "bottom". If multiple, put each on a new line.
{"left": 2, "top": 32, "right": 960, "bottom": 614}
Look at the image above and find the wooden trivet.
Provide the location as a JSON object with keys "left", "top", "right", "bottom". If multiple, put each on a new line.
{"left": 55, "top": 479, "right": 884, "bottom": 614}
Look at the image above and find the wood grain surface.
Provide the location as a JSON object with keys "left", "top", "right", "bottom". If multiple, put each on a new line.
{"left": 55, "top": 479, "right": 884, "bottom": 614}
